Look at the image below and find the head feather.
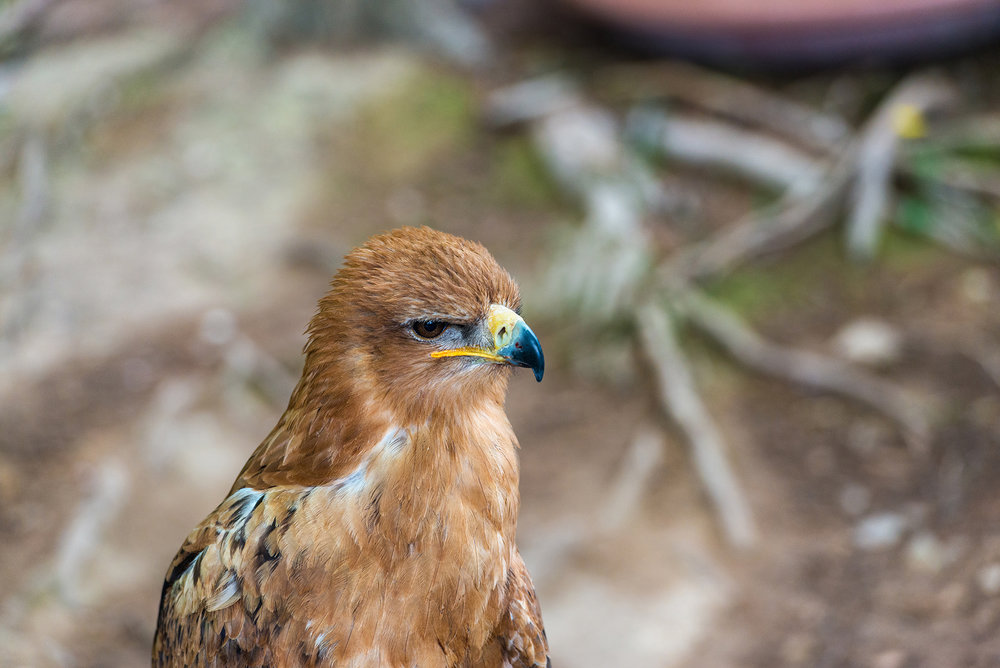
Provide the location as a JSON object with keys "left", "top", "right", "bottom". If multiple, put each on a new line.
{"left": 235, "top": 227, "right": 523, "bottom": 489}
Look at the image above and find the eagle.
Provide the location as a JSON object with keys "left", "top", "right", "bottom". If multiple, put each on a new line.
{"left": 153, "top": 227, "right": 550, "bottom": 667}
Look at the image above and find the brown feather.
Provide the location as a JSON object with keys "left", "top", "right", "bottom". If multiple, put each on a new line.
{"left": 153, "top": 227, "right": 549, "bottom": 668}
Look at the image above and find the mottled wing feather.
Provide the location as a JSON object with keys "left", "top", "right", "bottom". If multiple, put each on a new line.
{"left": 153, "top": 488, "right": 296, "bottom": 667}
{"left": 492, "top": 551, "right": 550, "bottom": 668}
{"left": 156, "top": 495, "right": 550, "bottom": 668}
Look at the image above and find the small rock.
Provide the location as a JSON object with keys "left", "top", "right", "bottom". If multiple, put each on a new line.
{"left": 960, "top": 268, "right": 994, "bottom": 305}
{"left": 854, "top": 513, "right": 908, "bottom": 551}
{"left": 977, "top": 563, "right": 1000, "bottom": 595}
{"left": 839, "top": 483, "right": 871, "bottom": 517}
{"left": 905, "top": 531, "right": 947, "bottom": 573}
{"left": 873, "top": 649, "right": 906, "bottom": 668}
{"left": 832, "top": 318, "right": 903, "bottom": 367}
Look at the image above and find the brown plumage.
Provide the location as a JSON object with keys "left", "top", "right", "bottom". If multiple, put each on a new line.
{"left": 153, "top": 227, "right": 549, "bottom": 667}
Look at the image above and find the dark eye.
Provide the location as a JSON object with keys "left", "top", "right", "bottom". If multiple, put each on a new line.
{"left": 412, "top": 320, "right": 448, "bottom": 339}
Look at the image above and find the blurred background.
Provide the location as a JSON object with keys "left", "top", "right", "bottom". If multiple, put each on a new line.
{"left": 1, "top": 0, "right": 1000, "bottom": 666}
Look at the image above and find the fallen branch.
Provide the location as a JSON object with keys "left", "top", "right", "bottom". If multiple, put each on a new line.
{"left": 663, "top": 146, "right": 853, "bottom": 282}
{"left": 924, "top": 112, "right": 1000, "bottom": 152}
{"left": 628, "top": 109, "right": 823, "bottom": 194}
{"left": 54, "top": 457, "right": 130, "bottom": 603}
{"left": 674, "top": 289, "right": 932, "bottom": 452}
{"left": 595, "top": 61, "right": 850, "bottom": 154}
{"left": 846, "top": 75, "right": 954, "bottom": 261}
{"left": 637, "top": 302, "right": 757, "bottom": 549}
{"left": 661, "top": 71, "right": 954, "bottom": 281}
{"left": 484, "top": 74, "right": 580, "bottom": 128}
{"left": 600, "top": 424, "right": 666, "bottom": 531}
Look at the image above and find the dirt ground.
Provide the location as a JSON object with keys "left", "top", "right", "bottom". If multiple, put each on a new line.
{"left": 1, "top": 5, "right": 999, "bottom": 668}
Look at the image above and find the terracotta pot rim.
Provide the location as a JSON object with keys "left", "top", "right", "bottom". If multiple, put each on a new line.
{"left": 565, "top": 0, "right": 1000, "bottom": 30}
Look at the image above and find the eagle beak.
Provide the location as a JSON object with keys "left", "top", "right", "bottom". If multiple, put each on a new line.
{"left": 430, "top": 304, "right": 545, "bottom": 382}
{"left": 488, "top": 304, "right": 545, "bottom": 382}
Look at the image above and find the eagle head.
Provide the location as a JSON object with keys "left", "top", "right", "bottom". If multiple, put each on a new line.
{"left": 305, "top": 227, "right": 544, "bottom": 419}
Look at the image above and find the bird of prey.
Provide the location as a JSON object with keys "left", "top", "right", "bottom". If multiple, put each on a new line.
{"left": 153, "top": 227, "right": 550, "bottom": 667}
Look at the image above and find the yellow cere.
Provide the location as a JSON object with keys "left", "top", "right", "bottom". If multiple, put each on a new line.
{"left": 486, "top": 304, "right": 522, "bottom": 349}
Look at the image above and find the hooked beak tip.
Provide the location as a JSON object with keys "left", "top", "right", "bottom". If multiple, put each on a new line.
{"left": 499, "top": 320, "right": 544, "bottom": 382}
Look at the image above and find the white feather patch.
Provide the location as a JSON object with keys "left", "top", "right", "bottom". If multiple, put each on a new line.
{"left": 206, "top": 571, "right": 240, "bottom": 612}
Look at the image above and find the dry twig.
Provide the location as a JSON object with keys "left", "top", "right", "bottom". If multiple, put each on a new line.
{"left": 595, "top": 61, "right": 850, "bottom": 154}
{"left": 846, "top": 74, "right": 954, "bottom": 260}
{"left": 498, "top": 68, "right": 955, "bottom": 545}
{"left": 674, "top": 289, "right": 932, "bottom": 452}
{"left": 925, "top": 113, "right": 1000, "bottom": 152}
{"left": 628, "top": 109, "right": 823, "bottom": 193}
{"left": 661, "top": 71, "right": 954, "bottom": 281}
{"left": 484, "top": 74, "right": 580, "bottom": 128}
{"left": 637, "top": 302, "right": 757, "bottom": 549}
{"left": 54, "top": 457, "right": 130, "bottom": 603}
{"left": 663, "top": 148, "right": 853, "bottom": 282}
{"left": 600, "top": 425, "right": 666, "bottom": 531}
